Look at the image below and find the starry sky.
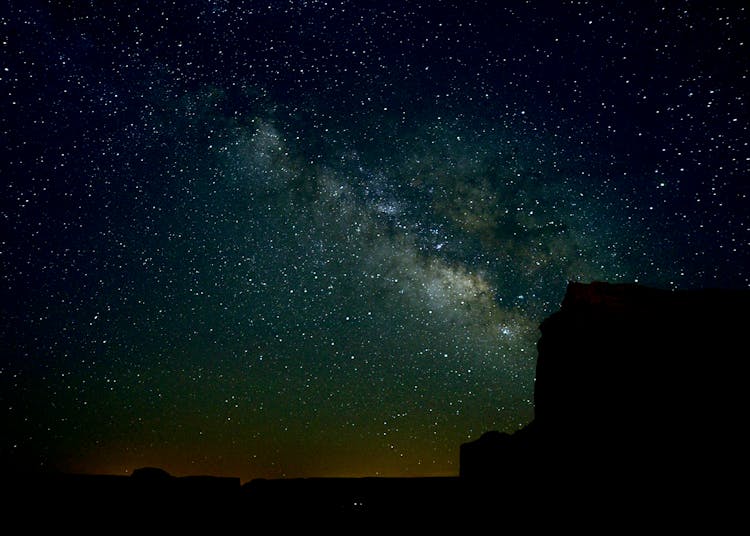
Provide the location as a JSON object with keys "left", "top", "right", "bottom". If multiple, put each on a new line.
{"left": 2, "top": 1, "right": 748, "bottom": 479}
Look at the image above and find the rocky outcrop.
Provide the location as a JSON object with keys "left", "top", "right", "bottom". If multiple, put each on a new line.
{"left": 461, "top": 281, "right": 747, "bottom": 496}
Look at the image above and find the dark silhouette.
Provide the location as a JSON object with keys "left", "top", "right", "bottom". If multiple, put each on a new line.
{"left": 4, "top": 282, "right": 746, "bottom": 527}
{"left": 461, "top": 281, "right": 747, "bottom": 525}
{"left": 131, "top": 466, "right": 173, "bottom": 480}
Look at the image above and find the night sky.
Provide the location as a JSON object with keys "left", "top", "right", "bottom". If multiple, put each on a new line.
{"left": 2, "top": 1, "right": 748, "bottom": 480}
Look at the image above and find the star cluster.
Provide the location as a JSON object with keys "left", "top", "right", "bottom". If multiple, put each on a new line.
{"left": 1, "top": 1, "right": 747, "bottom": 479}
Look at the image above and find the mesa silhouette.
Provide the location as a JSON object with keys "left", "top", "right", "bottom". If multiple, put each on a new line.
{"left": 460, "top": 281, "right": 746, "bottom": 522}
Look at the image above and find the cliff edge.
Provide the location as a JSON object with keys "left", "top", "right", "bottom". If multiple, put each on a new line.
{"left": 461, "top": 282, "right": 747, "bottom": 514}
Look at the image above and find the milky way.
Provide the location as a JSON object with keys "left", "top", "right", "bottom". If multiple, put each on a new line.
{"left": 2, "top": 2, "right": 748, "bottom": 479}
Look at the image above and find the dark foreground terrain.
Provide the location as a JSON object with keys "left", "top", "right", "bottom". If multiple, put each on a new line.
{"left": 5, "top": 283, "right": 746, "bottom": 528}
{"left": 6, "top": 471, "right": 548, "bottom": 530}
{"left": 3, "top": 470, "right": 612, "bottom": 529}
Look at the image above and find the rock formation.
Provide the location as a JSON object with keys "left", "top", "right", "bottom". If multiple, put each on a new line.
{"left": 461, "top": 281, "right": 747, "bottom": 514}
